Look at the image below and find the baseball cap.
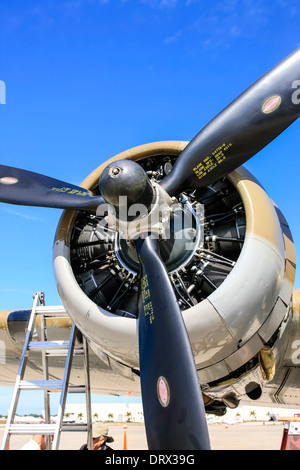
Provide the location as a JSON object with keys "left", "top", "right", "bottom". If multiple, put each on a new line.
{"left": 92, "top": 422, "right": 114, "bottom": 442}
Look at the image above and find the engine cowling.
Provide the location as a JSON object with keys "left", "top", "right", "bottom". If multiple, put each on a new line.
{"left": 53, "top": 141, "right": 295, "bottom": 401}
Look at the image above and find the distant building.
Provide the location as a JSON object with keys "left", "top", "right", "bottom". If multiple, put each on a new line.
{"left": 63, "top": 401, "right": 300, "bottom": 425}
{"left": 64, "top": 402, "right": 144, "bottom": 423}
{"left": 208, "top": 405, "right": 300, "bottom": 423}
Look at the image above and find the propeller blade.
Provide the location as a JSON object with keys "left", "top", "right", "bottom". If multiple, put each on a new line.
{"left": 161, "top": 48, "right": 300, "bottom": 196}
{"left": 136, "top": 235, "right": 210, "bottom": 450}
{"left": 0, "top": 165, "right": 104, "bottom": 211}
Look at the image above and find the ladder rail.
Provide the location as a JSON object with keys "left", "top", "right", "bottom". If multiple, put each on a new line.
{"left": 83, "top": 335, "right": 93, "bottom": 451}
{"left": 1, "top": 293, "right": 43, "bottom": 450}
{"left": 40, "top": 309, "right": 52, "bottom": 449}
{"left": 52, "top": 323, "right": 77, "bottom": 450}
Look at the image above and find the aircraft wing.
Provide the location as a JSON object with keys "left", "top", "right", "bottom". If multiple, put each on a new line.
{"left": 0, "top": 308, "right": 141, "bottom": 397}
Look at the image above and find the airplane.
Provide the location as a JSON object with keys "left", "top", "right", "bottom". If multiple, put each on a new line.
{"left": 0, "top": 48, "right": 300, "bottom": 450}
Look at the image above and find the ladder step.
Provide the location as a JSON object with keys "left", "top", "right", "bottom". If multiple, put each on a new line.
{"left": 28, "top": 341, "right": 84, "bottom": 357}
{"left": 35, "top": 305, "right": 69, "bottom": 318}
{"left": 9, "top": 423, "right": 88, "bottom": 435}
{"left": 62, "top": 423, "right": 88, "bottom": 432}
{"left": 19, "top": 380, "right": 86, "bottom": 393}
{"left": 19, "top": 380, "right": 63, "bottom": 391}
{"left": 28, "top": 340, "right": 70, "bottom": 351}
{"left": 9, "top": 424, "right": 56, "bottom": 435}
{"left": 68, "top": 385, "right": 86, "bottom": 393}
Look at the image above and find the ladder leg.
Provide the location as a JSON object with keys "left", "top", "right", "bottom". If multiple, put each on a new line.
{"left": 83, "top": 336, "right": 93, "bottom": 450}
{"left": 0, "top": 293, "right": 42, "bottom": 450}
{"left": 52, "top": 323, "right": 77, "bottom": 450}
{"left": 41, "top": 311, "right": 52, "bottom": 450}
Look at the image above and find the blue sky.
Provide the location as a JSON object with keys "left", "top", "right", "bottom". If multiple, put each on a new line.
{"left": 0, "top": 0, "right": 300, "bottom": 413}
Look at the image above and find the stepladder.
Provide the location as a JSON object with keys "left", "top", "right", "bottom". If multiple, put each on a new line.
{"left": 280, "top": 417, "right": 300, "bottom": 450}
{"left": 1, "top": 292, "right": 93, "bottom": 450}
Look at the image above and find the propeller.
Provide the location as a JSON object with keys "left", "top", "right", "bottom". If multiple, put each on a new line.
{"left": 1, "top": 49, "right": 300, "bottom": 450}
{"left": 99, "top": 160, "right": 211, "bottom": 449}
{"left": 136, "top": 235, "right": 210, "bottom": 450}
{"left": 161, "top": 48, "right": 300, "bottom": 196}
{"left": 0, "top": 164, "right": 104, "bottom": 211}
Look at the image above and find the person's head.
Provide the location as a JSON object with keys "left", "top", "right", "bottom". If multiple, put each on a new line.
{"left": 91, "top": 422, "right": 114, "bottom": 450}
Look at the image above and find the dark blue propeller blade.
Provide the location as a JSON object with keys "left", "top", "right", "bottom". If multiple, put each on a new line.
{"left": 0, "top": 164, "right": 104, "bottom": 211}
{"left": 161, "top": 48, "right": 300, "bottom": 196}
{"left": 136, "top": 235, "right": 210, "bottom": 450}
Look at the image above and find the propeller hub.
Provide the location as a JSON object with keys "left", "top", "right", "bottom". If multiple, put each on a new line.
{"left": 99, "top": 160, "right": 154, "bottom": 215}
{"left": 98, "top": 160, "right": 202, "bottom": 248}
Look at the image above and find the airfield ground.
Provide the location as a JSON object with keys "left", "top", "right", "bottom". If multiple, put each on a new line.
{"left": 0, "top": 421, "right": 286, "bottom": 450}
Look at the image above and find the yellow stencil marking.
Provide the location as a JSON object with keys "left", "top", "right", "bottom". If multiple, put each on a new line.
{"left": 141, "top": 274, "right": 154, "bottom": 324}
{"left": 193, "top": 142, "right": 232, "bottom": 180}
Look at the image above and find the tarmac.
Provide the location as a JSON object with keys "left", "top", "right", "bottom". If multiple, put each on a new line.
{"left": 0, "top": 421, "right": 286, "bottom": 451}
